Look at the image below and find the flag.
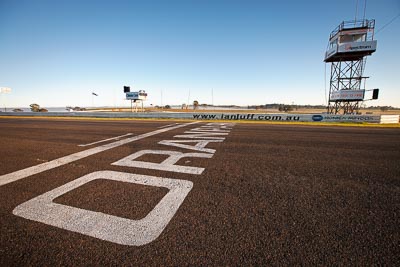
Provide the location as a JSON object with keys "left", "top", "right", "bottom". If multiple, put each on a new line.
{"left": 92, "top": 92, "right": 98, "bottom": 96}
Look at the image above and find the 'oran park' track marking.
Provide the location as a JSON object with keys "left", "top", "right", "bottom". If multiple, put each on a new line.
{"left": 0, "top": 122, "right": 199, "bottom": 187}
{"left": 13, "top": 171, "right": 193, "bottom": 246}
{"left": 11, "top": 122, "right": 234, "bottom": 246}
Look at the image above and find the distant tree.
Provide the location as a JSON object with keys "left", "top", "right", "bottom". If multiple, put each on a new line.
{"left": 30, "top": 103, "right": 48, "bottom": 112}
{"left": 30, "top": 103, "right": 40, "bottom": 112}
{"left": 193, "top": 100, "right": 199, "bottom": 110}
{"left": 278, "top": 104, "right": 293, "bottom": 112}
{"left": 380, "top": 106, "right": 389, "bottom": 112}
{"left": 164, "top": 105, "right": 171, "bottom": 109}
{"left": 181, "top": 103, "right": 187, "bottom": 109}
{"left": 255, "top": 105, "right": 265, "bottom": 110}
{"left": 13, "top": 108, "right": 23, "bottom": 112}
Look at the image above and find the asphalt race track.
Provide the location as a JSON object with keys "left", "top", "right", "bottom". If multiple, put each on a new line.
{"left": 1, "top": 117, "right": 399, "bottom": 265}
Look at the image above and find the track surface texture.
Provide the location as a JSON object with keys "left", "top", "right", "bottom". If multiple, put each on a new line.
{"left": 0, "top": 118, "right": 399, "bottom": 266}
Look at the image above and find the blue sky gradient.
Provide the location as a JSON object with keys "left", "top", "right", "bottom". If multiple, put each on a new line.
{"left": 0, "top": 0, "right": 399, "bottom": 108}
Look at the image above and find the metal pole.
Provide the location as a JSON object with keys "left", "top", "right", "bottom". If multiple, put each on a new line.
{"left": 363, "top": 0, "right": 367, "bottom": 22}
{"left": 188, "top": 89, "right": 190, "bottom": 108}
{"left": 211, "top": 88, "right": 214, "bottom": 107}
{"left": 0, "top": 88, "right": 11, "bottom": 112}
{"left": 0, "top": 93, "right": 4, "bottom": 112}
{"left": 355, "top": 0, "right": 359, "bottom": 24}
{"left": 113, "top": 88, "right": 116, "bottom": 109}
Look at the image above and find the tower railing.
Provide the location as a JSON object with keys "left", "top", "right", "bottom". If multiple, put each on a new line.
{"left": 329, "top": 19, "right": 375, "bottom": 41}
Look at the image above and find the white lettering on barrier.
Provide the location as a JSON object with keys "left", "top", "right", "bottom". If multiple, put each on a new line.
{"left": 13, "top": 171, "right": 193, "bottom": 246}
{"left": 112, "top": 150, "right": 213, "bottom": 174}
{"left": 158, "top": 139, "right": 222, "bottom": 153}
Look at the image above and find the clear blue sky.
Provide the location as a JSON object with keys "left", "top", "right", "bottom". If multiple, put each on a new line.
{"left": 0, "top": 0, "right": 399, "bottom": 108}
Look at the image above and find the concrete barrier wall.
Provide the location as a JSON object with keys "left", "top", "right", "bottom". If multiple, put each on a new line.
{"left": 380, "top": 115, "right": 400, "bottom": 124}
{"left": 1, "top": 112, "right": 399, "bottom": 124}
{"left": 192, "top": 113, "right": 384, "bottom": 123}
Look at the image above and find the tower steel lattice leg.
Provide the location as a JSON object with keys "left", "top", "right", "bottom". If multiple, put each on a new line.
{"left": 327, "top": 59, "right": 366, "bottom": 115}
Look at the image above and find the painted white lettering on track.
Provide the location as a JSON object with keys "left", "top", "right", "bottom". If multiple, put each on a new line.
{"left": 0, "top": 122, "right": 199, "bottom": 187}
{"left": 158, "top": 139, "right": 222, "bottom": 153}
{"left": 11, "top": 122, "right": 235, "bottom": 246}
{"left": 112, "top": 150, "right": 213, "bottom": 174}
{"left": 190, "top": 127, "right": 231, "bottom": 132}
{"left": 173, "top": 132, "right": 227, "bottom": 140}
{"left": 13, "top": 171, "right": 193, "bottom": 246}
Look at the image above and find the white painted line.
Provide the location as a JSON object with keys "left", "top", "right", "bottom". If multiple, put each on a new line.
{"left": 190, "top": 127, "right": 230, "bottom": 132}
{"left": 78, "top": 133, "right": 134, "bottom": 147}
{"left": 0, "top": 122, "right": 199, "bottom": 187}
{"left": 13, "top": 171, "right": 193, "bottom": 246}
{"left": 174, "top": 131, "right": 228, "bottom": 140}
{"left": 158, "top": 123, "right": 180, "bottom": 129}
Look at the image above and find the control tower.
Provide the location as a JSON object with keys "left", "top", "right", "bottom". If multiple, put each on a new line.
{"left": 324, "top": 19, "right": 378, "bottom": 114}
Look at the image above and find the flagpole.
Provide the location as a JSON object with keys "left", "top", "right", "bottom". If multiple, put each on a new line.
{"left": 91, "top": 92, "right": 98, "bottom": 108}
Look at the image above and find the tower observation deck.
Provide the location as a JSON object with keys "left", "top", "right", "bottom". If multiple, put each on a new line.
{"left": 324, "top": 19, "right": 378, "bottom": 114}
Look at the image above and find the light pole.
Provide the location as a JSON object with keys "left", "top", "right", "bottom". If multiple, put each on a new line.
{"left": 0, "top": 87, "right": 11, "bottom": 112}
{"left": 211, "top": 88, "right": 214, "bottom": 110}
{"left": 187, "top": 89, "right": 190, "bottom": 109}
{"left": 92, "top": 92, "right": 98, "bottom": 109}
